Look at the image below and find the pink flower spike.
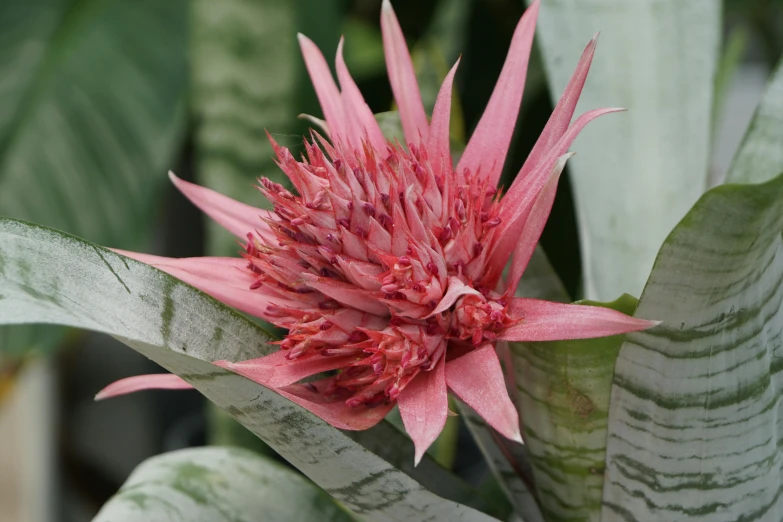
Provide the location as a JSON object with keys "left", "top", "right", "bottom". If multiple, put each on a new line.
{"left": 381, "top": 0, "right": 428, "bottom": 145}
{"left": 505, "top": 153, "right": 573, "bottom": 296}
{"left": 95, "top": 374, "right": 192, "bottom": 400}
{"left": 169, "top": 172, "right": 274, "bottom": 241}
{"left": 398, "top": 357, "right": 448, "bottom": 466}
{"left": 426, "top": 58, "right": 460, "bottom": 178}
{"left": 456, "top": 0, "right": 539, "bottom": 187}
{"left": 336, "top": 38, "right": 387, "bottom": 152}
{"left": 499, "top": 298, "right": 660, "bottom": 342}
{"left": 298, "top": 33, "right": 347, "bottom": 142}
{"left": 447, "top": 345, "right": 522, "bottom": 443}
{"left": 517, "top": 35, "right": 598, "bottom": 182}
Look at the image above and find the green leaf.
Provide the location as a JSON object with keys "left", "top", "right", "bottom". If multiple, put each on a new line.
{"left": 601, "top": 54, "right": 783, "bottom": 519}
{"left": 511, "top": 295, "right": 638, "bottom": 522}
{"left": 0, "top": 218, "right": 498, "bottom": 522}
{"left": 191, "top": 0, "right": 297, "bottom": 256}
{"left": 530, "top": 0, "right": 721, "bottom": 301}
{"left": 602, "top": 170, "right": 783, "bottom": 519}
{"left": 92, "top": 446, "right": 355, "bottom": 522}
{"left": 727, "top": 60, "right": 783, "bottom": 185}
{"left": 0, "top": 0, "right": 187, "bottom": 356}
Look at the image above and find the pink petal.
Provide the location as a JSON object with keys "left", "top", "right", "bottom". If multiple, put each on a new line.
{"left": 298, "top": 33, "right": 346, "bottom": 142}
{"left": 214, "top": 350, "right": 357, "bottom": 389}
{"left": 95, "top": 374, "right": 192, "bottom": 400}
{"left": 446, "top": 345, "right": 522, "bottom": 443}
{"left": 505, "top": 154, "right": 571, "bottom": 295}
{"left": 335, "top": 38, "right": 387, "bottom": 152}
{"left": 426, "top": 58, "right": 460, "bottom": 178}
{"left": 516, "top": 35, "right": 598, "bottom": 182}
{"left": 381, "top": 0, "right": 428, "bottom": 146}
{"left": 456, "top": 0, "right": 539, "bottom": 186}
{"left": 499, "top": 298, "right": 660, "bottom": 342}
{"left": 429, "top": 276, "right": 482, "bottom": 317}
{"left": 279, "top": 381, "right": 394, "bottom": 430}
{"left": 112, "top": 251, "right": 288, "bottom": 321}
{"left": 169, "top": 172, "right": 272, "bottom": 241}
{"left": 398, "top": 358, "right": 447, "bottom": 466}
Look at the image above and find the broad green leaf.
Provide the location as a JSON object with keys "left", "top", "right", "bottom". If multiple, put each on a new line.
{"left": 0, "top": 0, "right": 187, "bottom": 356}
{"left": 93, "top": 447, "right": 355, "bottom": 522}
{"left": 727, "top": 60, "right": 783, "bottom": 185}
{"left": 511, "top": 295, "right": 638, "bottom": 522}
{"left": 530, "top": 0, "right": 720, "bottom": 301}
{"left": 0, "top": 218, "right": 497, "bottom": 522}
{"left": 602, "top": 54, "right": 783, "bottom": 519}
{"left": 191, "top": 0, "right": 297, "bottom": 256}
{"left": 602, "top": 171, "right": 783, "bottom": 520}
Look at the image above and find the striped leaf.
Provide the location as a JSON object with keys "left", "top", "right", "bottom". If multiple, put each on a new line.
{"left": 601, "top": 59, "right": 783, "bottom": 520}
{"left": 512, "top": 295, "right": 638, "bottom": 522}
{"left": 530, "top": 0, "right": 721, "bottom": 301}
{"left": 0, "top": 218, "right": 497, "bottom": 522}
{"left": 93, "top": 447, "right": 355, "bottom": 522}
{"left": 191, "top": 0, "right": 297, "bottom": 256}
{"left": 602, "top": 171, "right": 783, "bottom": 520}
{"left": 0, "top": 0, "right": 187, "bottom": 355}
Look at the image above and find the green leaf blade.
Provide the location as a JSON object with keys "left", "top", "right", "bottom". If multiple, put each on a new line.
{"left": 92, "top": 446, "right": 356, "bottom": 522}
{"left": 0, "top": 218, "right": 497, "bottom": 522}
{"left": 602, "top": 173, "right": 783, "bottom": 519}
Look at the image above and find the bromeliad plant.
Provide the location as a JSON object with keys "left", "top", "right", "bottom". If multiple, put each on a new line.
{"left": 96, "top": 0, "right": 653, "bottom": 465}
{"left": 2, "top": 1, "right": 783, "bottom": 521}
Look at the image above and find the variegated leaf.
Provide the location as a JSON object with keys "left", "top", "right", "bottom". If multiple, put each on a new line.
{"left": 93, "top": 447, "right": 355, "bottom": 522}
{"left": 512, "top": 295, "right": 638, "bottom": 522}
{"left": 601, "top": 58, "right": 783, "bottom": 520}
{"left": 0, "top": 218, "right": 497, "bottom": 522}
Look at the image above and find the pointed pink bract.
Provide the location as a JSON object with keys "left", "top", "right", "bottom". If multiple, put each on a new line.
{"left": 456, "top": 1, "right": 539, "bottom": 186}
{"left": 169, "top": 172, "right": 274, "bottom": 241}
{"left": 500, "top": 298, "right": 660, "bottom": 342}
{"left": 95, "top": 374, "right": 192, "bottom": 400}
{"left": 398, "top": 357, "right": 448, "bottom": 466}
{"left": 446, "top": 345, "right": 522, "bottom": 443}
{"left": 381, "top": 0, "right": 429, "bottom": 145}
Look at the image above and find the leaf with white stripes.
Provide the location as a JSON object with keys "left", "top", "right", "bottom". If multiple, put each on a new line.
{"left": 0, "top": 218, "right": 497, "bottom": 522}
{"left": 601, "top": 56, "right": 783, "bottom": 520}
{"left": 92, "top": 447, "right": 355, "bottom": 522}
{"left": 512, "top": 295, "right": 638, "bottom": 522}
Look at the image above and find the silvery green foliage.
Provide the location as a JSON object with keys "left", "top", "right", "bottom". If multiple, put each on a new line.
{"left": 601, "top": 62, "right": 783, "bottom": 520}
{"left": 530, "top": 0, "right": 721, "bottom": 301}
{"left": 92, "top": 447, "right": 355, "bottom": 522}
{"left": 0, "top": 219, "right": 496, "bottom": 522}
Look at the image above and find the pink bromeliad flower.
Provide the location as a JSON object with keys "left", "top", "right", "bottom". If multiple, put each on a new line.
{"left": 99, "top": 0, "right": 656, "bottom": 464}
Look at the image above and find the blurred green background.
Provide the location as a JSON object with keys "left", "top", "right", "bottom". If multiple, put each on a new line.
{"left": 0, "top": 0, "right": 780, "bottom": 520}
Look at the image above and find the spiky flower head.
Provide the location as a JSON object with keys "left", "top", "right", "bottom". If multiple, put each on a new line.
{"left": 100, "top": 0, "right": 656, "bottom": 464}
